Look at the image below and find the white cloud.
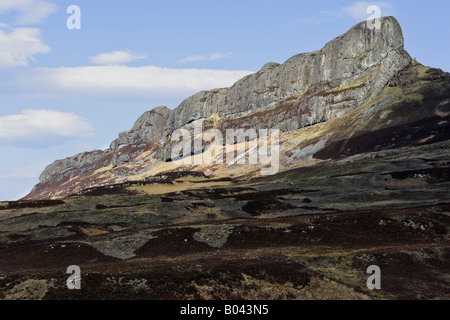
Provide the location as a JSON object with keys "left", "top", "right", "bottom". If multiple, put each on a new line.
{"left": 179, "top": 53, "right": 232, "bottom": 64}
{"left": 0, "top": 27, "right": 50, "bottom": 68}
{"left": 0, "top": 1, "right": 55, "bottom": 68}
{"left": 179, "top": 55, "right": 206, "bottom": 64}
{"left": 25, "top": 65, "right": 254, "bottom": 99}
{"left": 0, "top": 161, "right": 51, "bottom": 179}
{"left": 89, "top": 50, "right": 147, "bottom": 65}
{"left": 0, "top": 0, "right": 57, "bottom": 25}
{"left": 210, "top": 53, "right": 230, "bottom": 60}
{"left": 0, "top": 109, "right": 94, "bottom": 145}
{"left": 343, "top": 1, "right": 394, "bottom": 21}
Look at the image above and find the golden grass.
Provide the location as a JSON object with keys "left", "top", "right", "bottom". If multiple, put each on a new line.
{"left": 80, "top": 227, "right": 109, "bottom": 236}
{"left": 128, "top": 178, "right": 232, "bottom": 195}
{"left": 94, "top": 163, "right": 113, "bottom": 174}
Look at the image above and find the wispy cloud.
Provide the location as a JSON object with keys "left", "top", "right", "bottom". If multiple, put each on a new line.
{"left": 0, "top": 27, "right": 50, "bottom": 68}
{"left": 0, "top": 0, "right": 57, "bottom": 25}
{"left": 179, "top": 55, "right": 205, "bottom": 63}
{"left": 299, "top": 1, "right": 394, "bottom": 24}
{"left": 0, "top": 109, "right": 94, "bottom": 146}
{"left": 209, "top": 53, "right": 231, "bottom": 60}
{"left": 0, "top": 0, "right": 56, "bottom": 68}
{"left": 342, "top": 1, "right": 394, "bottom": 21}
{"left": 89, "top": 50, "right": 147, "bottom": 65}
{"left": 178, "top": 52, "right": 232, "bottom": 64}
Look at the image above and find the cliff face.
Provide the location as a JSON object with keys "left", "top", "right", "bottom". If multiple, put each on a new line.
{"left": 24, "top": 17, "right": 450, "bottom": 200}
{"left": 170, "top": 17, "right": 408, "bottom": 126}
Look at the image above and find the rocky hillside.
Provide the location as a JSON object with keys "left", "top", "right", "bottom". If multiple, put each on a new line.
{"left": 24, "top": 16, "right": 449, "bottom": 200}
{"left": 3, "top": 16, "right": 450, "bottom": 301}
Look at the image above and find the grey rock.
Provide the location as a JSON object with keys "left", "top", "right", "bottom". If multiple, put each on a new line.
{"left": 110, "top": 106, "right": 172, "bottom": 150}
{"left": 38, "top": 150, "right": 105, "bottom": 184}
{"left": 166, "top": 17, "right": 410, "bottom": 132}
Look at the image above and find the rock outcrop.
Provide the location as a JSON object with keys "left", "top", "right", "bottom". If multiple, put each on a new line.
{"left": 109, "top": 106, "right": 172, "bottom": 150}
{"left": 24, "top": 16, "right": 450, "bottom": 200}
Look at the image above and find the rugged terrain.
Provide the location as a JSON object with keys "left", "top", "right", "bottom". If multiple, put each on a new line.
{"left": 24, "top": 16, "right": 421, "bottom": 200}
{"left": 1, "top": 145, "right": 449, "bottom": 299}
{"left": 1, "top": 17, "right": 449, "bottom": 300}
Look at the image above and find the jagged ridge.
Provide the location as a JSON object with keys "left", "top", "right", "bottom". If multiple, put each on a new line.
{"left": 25, "top": 16, "right": 450, "bottom": 200}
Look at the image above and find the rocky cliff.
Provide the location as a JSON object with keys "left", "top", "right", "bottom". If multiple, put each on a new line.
{"left": 24, "top": 16, "right": 450, "bottom": 200}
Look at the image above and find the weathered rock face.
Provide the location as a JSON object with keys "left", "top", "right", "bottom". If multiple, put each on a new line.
{"left": 109, "top": 106, "right": 172, "bottom": 150}
{"left": 25, "top": 17, "right": 446, "bottom": 200}
{"left": 166, "top": 17, "right": 409, "bottom": 131}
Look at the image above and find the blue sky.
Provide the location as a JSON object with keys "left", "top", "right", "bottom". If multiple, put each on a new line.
{"left": 0, "top": 0, "right": 449, "bottom": 200}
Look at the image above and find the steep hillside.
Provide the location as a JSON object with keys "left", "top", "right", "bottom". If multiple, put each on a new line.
{"left": 24, "top": 16, "right": 450, "bottom": 200}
